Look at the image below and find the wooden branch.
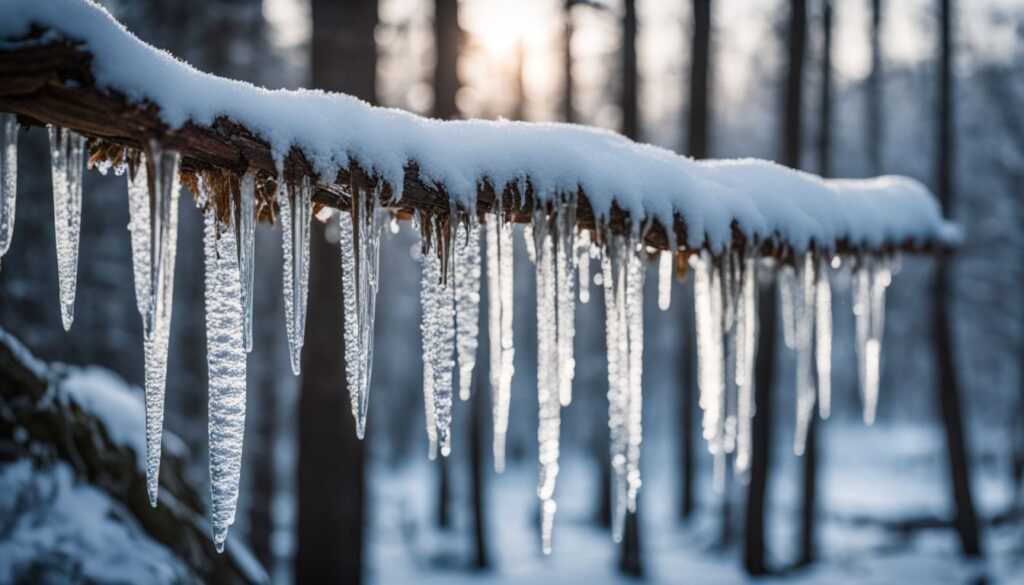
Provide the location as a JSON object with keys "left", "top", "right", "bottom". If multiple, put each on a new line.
{"left": 0, "top": 37, "right": 946, "bottom": 258}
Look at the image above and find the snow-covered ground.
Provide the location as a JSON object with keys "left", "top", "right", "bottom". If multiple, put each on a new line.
{"left": 367, "top": 423, "right": 1024, "bottom": 584}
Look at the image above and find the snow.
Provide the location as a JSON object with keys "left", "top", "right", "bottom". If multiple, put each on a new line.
{"left": 0, "top": 0, "right": 956, "bottom": 252}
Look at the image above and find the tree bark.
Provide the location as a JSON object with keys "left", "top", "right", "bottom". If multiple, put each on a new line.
{"left": 295, "top": 2, "right": 376, "bottom": 584}
{"left": 866, "top": 0, "right": 883, "bottom": 174}
{"left": 933, "top": 0, "right": 983, "bottom": 559}
{"left": 688, "top": 0, "right": 711, "bottom": 158}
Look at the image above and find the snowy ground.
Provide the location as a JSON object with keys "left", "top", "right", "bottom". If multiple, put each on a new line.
{"left": 366, "top": 423, "right": 1024, "bottom": 584}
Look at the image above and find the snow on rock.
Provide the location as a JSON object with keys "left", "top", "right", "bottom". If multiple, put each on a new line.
{"left": 0, "top": 0, "right": 956, "bottom": 252}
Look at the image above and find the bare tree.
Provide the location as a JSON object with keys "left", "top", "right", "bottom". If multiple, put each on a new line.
{"left": 866, "top": 0, "right": 883, "bottom": 174}
{"left": 933, "top": 0, "right": 982, "bottom": 558}
{"left": 295, "top": 1, "right": 377, "bottom": 583}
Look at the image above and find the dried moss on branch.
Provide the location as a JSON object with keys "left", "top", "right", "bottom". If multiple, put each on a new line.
{"left": 0, "top": 36, "right": 946, "bottom": 259}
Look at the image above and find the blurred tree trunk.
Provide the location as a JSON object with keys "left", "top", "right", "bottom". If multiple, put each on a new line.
{"left": 797, "top": 0, "right": 831, "bottom": 569}
{"left": 747, "top": 0, "right": 806, "bottom": 575}
{"left": 866, "top": 0, "right": 883, "bottom": 174}
{"left": 616, "top": 0, "right": 642, "bottom": 576}
{"left": 295, "top": 1, "right": 377, "bottom": 583}
{"left": 680, "top": 0, "right": 711, "bottom": 525}
{"left": 563, "top": 1, "right": 576, "bottom": 124}
{"left": 431, "top": 0, "right": 463, "bottom": 532}
{"left": 933, "top": 0, "right": 983, "bottom": 558}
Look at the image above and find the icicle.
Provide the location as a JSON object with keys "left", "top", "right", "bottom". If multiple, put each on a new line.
{"left": 815, "top": 255, "right": 833, "bottom": 420}
{"left": 279, "top": 176, "right": 312, "bottom": 375}
{"left": 0, "top": 113, "right": 18, "bottom": 270}
{"left": 487, "top": 213, "right": 515, "bottom": 472}
{"left": 420, "top": 223, "right": 456, "bottom": 457}
{"left": 523, "top": 223, "right": 536, "bottom": 263}
{"left": 49, "top": 126, "right": 86, "bottom": 331}
{"left": 694, "top": 251, "right": 727, "bottom": 490}
{"left": 340, "top": 188, "right": 384, "bottom": 438}
{"left": 238, "top": 171, "right": 256, "bottom": 353}
{"left": 658, "top": 250, "right": 673, "bottom": 311}
{"left": 555, "top": 200, "right": 577, "bottom": 407}
{"left": 603, "top": 235, "right": 645, "bottom": 543}
{"left": 534, "top": 210, "right": 561, "bottom": 555}
{"left": 420, "top": 242, "right": 439, "bottom": 460}
{"left": 854, "top": 256, "right": 891, "bottom": 425}
{"left": 126, "top": 149, "right": 182, "bottom": 507}
{"left": 454, "top": 222, "right": 482, "bottom": 401}
{"left": 779, "top": 265, "right": 798, "bottom": 350}
{"left": 203, "top": 208, "right": 247, "bottom": 553}
{"left": 793, "top": 253, "right": 817, "bottom": 456}
{"left": 577, "top": 230, "right": 591, "bottom": 304}
{"left": 734, "top": 255, "right": 758, "bottom": 475}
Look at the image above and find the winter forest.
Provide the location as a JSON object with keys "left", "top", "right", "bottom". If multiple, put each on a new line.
{"left": 0, "top": 0, "right": 1021, "bottom": 583}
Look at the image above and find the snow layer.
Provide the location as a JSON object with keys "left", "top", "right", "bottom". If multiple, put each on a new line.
{"left": 0, "top": 0, "right": 957, "bottom": 251}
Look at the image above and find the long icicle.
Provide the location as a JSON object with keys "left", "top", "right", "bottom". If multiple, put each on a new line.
{"left": 487, "top": 212, "right": 515, "bottom": 472}
{"left": 793, "top": 252, "right": 817, "bottom": 456}
{"left": 658, "top": 250, "right": 673, "bottom": 311}
{"left": 421, "top": 219, "right": 456, "bottom": 457}
{"left": 279, "top": 176, "right": 312, "bottom": 375}
{"left": 127, "top": 149, "right": 182, "bottom": 507}
{"left": 534, "top": 208, "right": 561, "bottom": 555}
{"left": 340, "top": 187, "right": 384, "bottom": 438}
{"left": 455, "top": 221, "right": 482, "bottom": 401}
{"left": 624, "top": 240, "right": 645, "bottom": 516}
{"left": 203, "top": 205, "right": 247, "bottom": 553}
{"left": 815, "top": 254, "right": 833, "bottom": 419}
{"left": 0, "top": 113, "right": 18, "bottom": 270}
{"left": 555, "top": 199, "right": 577, "bottom": 407}
{"left": 734, "top": 254, "right": 758, "bottom": 475}
{"left": 420, "top": 223, "right": 440, "bottom": 460}
{"left": 238, "top": 171, "right": 256, "bottom": 353}
{"left": 49, "top": 126, "right": 86, "bottom": 331}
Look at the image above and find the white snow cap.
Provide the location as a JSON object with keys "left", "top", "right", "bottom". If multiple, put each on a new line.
{"left": 0, "top": 0, "right": 958, "bottom": 252}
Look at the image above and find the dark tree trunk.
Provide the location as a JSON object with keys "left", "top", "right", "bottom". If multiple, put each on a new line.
{"left": 745, "top": 284, "right": 777, "bottom": 576}
{"left": 934, "top": 0, "right": 983, "bottom": 559}
{"left": 679, "top": 282, "right": 697, "bottom": 520}
{"left": 866, "top": 0, "right": 883, "bottom": 174}
{"left": 797, "top": 0, "right": 831, "bottom": 568}
{"left": 512, "top": 41, "right": 527, "bottom": 121}
{"left": 616, "top": 0, "right": 642, "bottom": 573}
{"left": 621, "top": 0, "right": 639, "bottom": 141}
{"left": 563, "top": 2, "right": 575, "bottom": 124}
{"left": 433, "top": 0, "right": 461, "bottom": 121}
{"left": 470, "top": 366, "right": 490, "bottom": 569}
{"left": 431, "top": 0, "right": 461, "bottom": 533}
{"left": 688, "top": 0, "right": 711, "bottom": 158}
{"left": 296, "top": 2, "right": 377, "bottom": 583}
{"left": 680, "top": 0, "right": 711, "bottom": 524}
{"left": 784, "top": 0, "right": 807, "bottom": 170}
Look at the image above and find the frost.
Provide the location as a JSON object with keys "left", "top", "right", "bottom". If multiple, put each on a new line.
{"left": 0, "top": 113, "right": 17, "bottom": 270}
{"left": 454, "top": 222, "right": 481, "bottom": 401}
{"left": 486, "top": 213, "right": 515, "bottom": 472}
{"left": 203, "top": 207, "right": 247, "bottom": 553}
{"left": 340, "top": 188, "right": 384, "bottom": 438}
{"left": 420, "top": 222, "right": 456, "bottom": 457}
{"left": 279, "top": 176, "right": 312, "bottom": 375}
{"left": 602, "top": 235, "right": 645, "bottom": 543}
{"left": 49, "top": 126, "right": 87, "bottom": 331}
{"left": 126, "top": 148, "right": 182, "bottom": 507}
{"left": 238, "top": 171, "right": 256, "bottom": 352}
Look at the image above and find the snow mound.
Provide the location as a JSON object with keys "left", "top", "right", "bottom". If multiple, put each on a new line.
{"left": 0, "top": 0, "right": 957, "bottom": 251}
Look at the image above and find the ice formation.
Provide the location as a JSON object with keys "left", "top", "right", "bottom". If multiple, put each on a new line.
{"left": 602, "top": 235, "right": 645, "bottom": 543}
{"left": 125, "top": 147, "right": 182, "bottom": 507}
{"left": 279, "top": 176, "right": 312, "bottom": 375}
{"left": 49, "top": 126, "right": 87, "bottom": 331}
{"left": 202, "top": 206, "right": 247, "bottom": 553}
{"left": 454, "top": 222, "right": 481, "bottom": 401}
{"left": 791, "top": 253, "right": 818, "bottom": 457}
{"left": 853, "top": 255, "right": 891, "bottom": 425}
{"left": 815, "top": 256, "right": 833, "bottom": 420}
{"left": 238, "top": 171, "right": 256, "bottom": 352}
{"left": 420, "top": 220, "right": 456, "bottom": 457}
{"left": 0, "top": 113, "right": 17, "bottom": 270}
{"left": 486, "top": 213, "right": 515, "bottom": 472}
{"left": 340, "top": 188, "right": 384, "bottom": 438}
{"left": 658, "top": 250, "right": 673, "bottom": 311}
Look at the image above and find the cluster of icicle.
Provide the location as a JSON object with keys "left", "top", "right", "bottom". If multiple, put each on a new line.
{"left": 0, "top": 120, "right": 901, "bottom": 555}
